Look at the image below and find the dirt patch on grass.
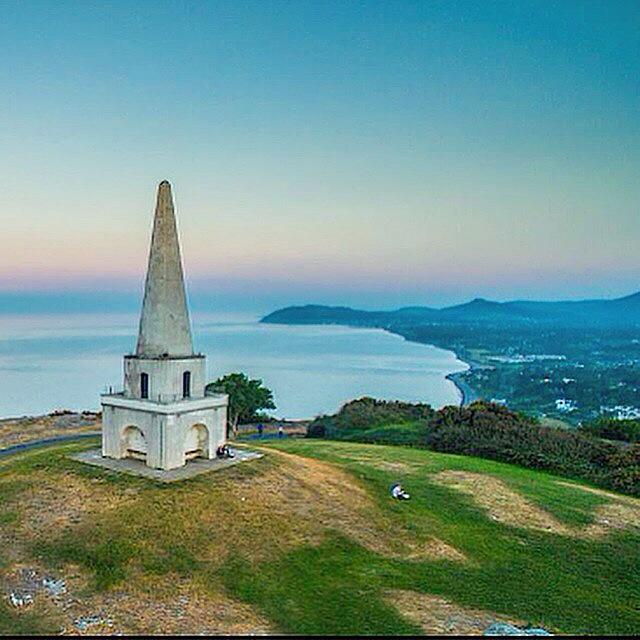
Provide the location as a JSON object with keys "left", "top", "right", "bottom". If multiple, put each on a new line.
{"left": 405, "top": 538, "right": 467, "bottom": 563}
{"left": 346, "top": 453, "right": 417, "bottom": 474}
{"left": 369, "top": 460, "right": 414, "bottom": 473}
{"left": 583, "top": 502, "right": 640, "bottom": 537}
{"left": 433, "top": 470, "right": 640, "bottom": 539}
{"left": 555, "top": 481, "right": 640, "bottom": 536}
{"left": 556, "top": 480, "right": 639, "bottom": 505}
{"left": 61, "top": 577, "right": 274, "bottom": 635}
{"left": 384, "top": 589, "right": 520, "bottom": 635}
{"left": 0, "top": 564, "right": 273, "bottom": 636}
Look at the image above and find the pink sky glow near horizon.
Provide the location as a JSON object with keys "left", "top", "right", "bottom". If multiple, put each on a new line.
{"left": 1, "top": 3, "right": 638, "bottom": 309}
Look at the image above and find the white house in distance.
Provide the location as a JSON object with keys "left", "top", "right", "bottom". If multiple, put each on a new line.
{"left": 101, "top": 181, "right": 228, "bottom": 471}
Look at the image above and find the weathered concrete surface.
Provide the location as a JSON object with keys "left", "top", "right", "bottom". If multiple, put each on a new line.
{"left": 123, "top": 354, "right": 207, "bottom": 403}
{"left": 136, "top": 180, "right": 193, "bottom": 358}
{"left": 71, "top": 447, "right": 262, "bottom": 483}
{"left": 100, "top": 398, "right": 228, "bottom": 469}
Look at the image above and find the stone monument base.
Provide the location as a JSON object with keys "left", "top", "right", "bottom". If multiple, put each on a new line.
{"left": 70, "top": 447, "right": 262, "bottom": 483}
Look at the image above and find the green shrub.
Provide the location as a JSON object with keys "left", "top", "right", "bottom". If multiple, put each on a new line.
{"left": 308, "top": 398, "right": 640, "bottom": 497}
{"left": 580, "top": 417, "right": 640, "bottom": 443}
{"left": 425, "top": 401, "right": 639, "bottom": 496}
{"left": 307, "top": 397, "right": 433, "bottom": 442}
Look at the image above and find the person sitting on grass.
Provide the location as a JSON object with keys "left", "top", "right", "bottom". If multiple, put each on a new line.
{"left": 390, "top": 482, "right": 410, "bottom": 500}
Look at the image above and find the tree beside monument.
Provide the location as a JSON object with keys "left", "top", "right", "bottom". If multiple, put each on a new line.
{"left": 206, "top": 373, "right": 275, "bottom": 437}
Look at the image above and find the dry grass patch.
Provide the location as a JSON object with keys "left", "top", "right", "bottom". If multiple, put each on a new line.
{"left": 405, "top": 538, "right": 468, "bottom": 563}
{"left": 368, "top": 460, "right": 414, "bottom": 473}
{"left": 433, "top": 470, "right": 568, "bottom": 535}
{"left": 15, "top": 472, "right": 135, "bottom": 540}
{"left": 385, "top": 589, "right": 521, "bottom": 635}
{"left": 60, "top": 576, "right": 274, "bottom": 636}
{"left": 554, "top": 481, "right": 640, "bottom": 536}
{"left": 582, "top": 501, "right": 640, "bottom": 537}
{"left": 433, "top": 470, "right": 640, "bottom": 539}
{"left": 256, "top": 449, "right": 462, "bottom": 562}
{"left": 340, "top": 453, "right": 418, "bottom": 474}
{"left": 1, "top": 563, "right": 273, "bottom": 636}
{"left": 556, "top": 479, "right": 640, "bottom": 504}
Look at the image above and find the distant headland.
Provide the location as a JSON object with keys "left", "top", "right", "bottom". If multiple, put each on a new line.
{"left": 261, "top": 291, "right": 640, "bottom": 328}
{"left": 261, "top": 291, "right": 640, "bottom": 423}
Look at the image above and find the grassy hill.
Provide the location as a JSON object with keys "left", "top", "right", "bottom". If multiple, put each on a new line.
{"left": 0, "top": 437, "right": 638, "bottom": 635}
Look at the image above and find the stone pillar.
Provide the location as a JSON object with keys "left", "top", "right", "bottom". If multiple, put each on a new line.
{"left": 146, "top": 414, "right": 163, "bottom": 470}
{"left": 101, "top": 405, "right": 121, "bottom": 459}
{"left": 163, "top": 414, "right": 185, "bottom": 470}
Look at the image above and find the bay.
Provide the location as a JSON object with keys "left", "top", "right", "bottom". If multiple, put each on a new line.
{"left": 0, "top": 313, "right": 468, "bottom": 419}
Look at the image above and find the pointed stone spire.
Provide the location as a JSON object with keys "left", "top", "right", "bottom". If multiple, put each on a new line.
{"left": 136, "top": 181, "right": 194, "bottom": 357}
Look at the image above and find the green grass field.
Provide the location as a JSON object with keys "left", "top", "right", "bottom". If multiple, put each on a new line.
{"left": 0, "top": 437, "right": 638, "bottom": 635}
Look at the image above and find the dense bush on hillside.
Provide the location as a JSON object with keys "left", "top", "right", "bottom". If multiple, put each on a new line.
{"left": 307, "top": 398, "right": 640, "bottom": 496}
{"left": 425, "top": 402, "right": 639, "bottom": 496}
{"left": 579, "top": 417, "right": 640, "bottom": 443}
{"left": 307, "top": 397, "right": 433, "bottom": 443}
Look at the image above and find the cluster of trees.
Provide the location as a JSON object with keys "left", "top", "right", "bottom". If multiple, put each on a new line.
{"left": 308, "top": 398, "right": 640, "bottom": 497}
{"left": 206, "top": 373, "right": 275, "bottom": 436}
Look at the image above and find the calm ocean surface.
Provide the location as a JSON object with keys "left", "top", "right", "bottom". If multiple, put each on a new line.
{"left": 0, "top": 313, "right": 468, "bottom": 419}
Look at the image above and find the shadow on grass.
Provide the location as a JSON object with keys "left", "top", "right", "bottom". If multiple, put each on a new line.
{"left": 219, "top": 527, "right": 639, "bottom": 636}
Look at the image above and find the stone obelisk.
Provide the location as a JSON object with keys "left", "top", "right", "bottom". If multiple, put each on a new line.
{"left": 136, "top": 180, "right": 193, "bottom": 358}
{"left": 101, "top": 181, "right": 228, "bottom": 471}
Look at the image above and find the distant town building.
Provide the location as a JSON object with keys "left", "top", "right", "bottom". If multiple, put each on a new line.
{"left": 101, "top": 181, "right": 228, "bottom": 470}
{"left": 489, "top": 354, "right": 566, "bottom": 364}
{"left": 600, "top": 405, "right": 640, "bottom": 420}
{"left": 555, "top": 398, "right": 577, "bottom": 413}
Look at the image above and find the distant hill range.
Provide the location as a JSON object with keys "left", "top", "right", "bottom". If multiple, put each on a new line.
{"left": 261, "top": 291, "right": 640, "bottom": 328}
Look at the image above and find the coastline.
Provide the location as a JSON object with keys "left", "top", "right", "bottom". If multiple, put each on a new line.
{"left": 356, "top": 325, "right": 478, "bottom": 408}
{"left": 393, "top": 333, "right": 480, "bottom": 407}
{"left": 260, "top": 318, "right": 480, "bottom": 409}
{"left": 368, "top": 328, "right": 481, "bottom": 407}
{"left": 446, "top": 370, "right": 479, "bottom": 407}
{"left": 336, "top": 323, "right": 479, "bottom": 408}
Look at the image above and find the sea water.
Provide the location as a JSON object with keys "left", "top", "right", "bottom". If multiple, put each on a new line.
{"left": 0, "top": 313, "right": 468, "bottom": 419}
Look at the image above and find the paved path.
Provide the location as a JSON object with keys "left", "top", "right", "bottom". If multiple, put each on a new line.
{"left": 0, "top": 432, "right": 101, "bottom": 458}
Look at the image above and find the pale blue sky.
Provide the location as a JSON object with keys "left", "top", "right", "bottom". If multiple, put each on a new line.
{"left": 0, "top": 0, "right": 638, "bottom": 311}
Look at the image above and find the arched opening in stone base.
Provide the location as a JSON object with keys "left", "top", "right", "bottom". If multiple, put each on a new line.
{"left": 122, "top": 425, "right": 147, "bottom": 462}
{"left": 184, "top": 423, "right": 209, "bottom": 461}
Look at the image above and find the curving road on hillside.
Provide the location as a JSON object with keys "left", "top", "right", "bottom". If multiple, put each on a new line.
{"left": 0, "top": 431, "right": 101, "bottom": 458}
